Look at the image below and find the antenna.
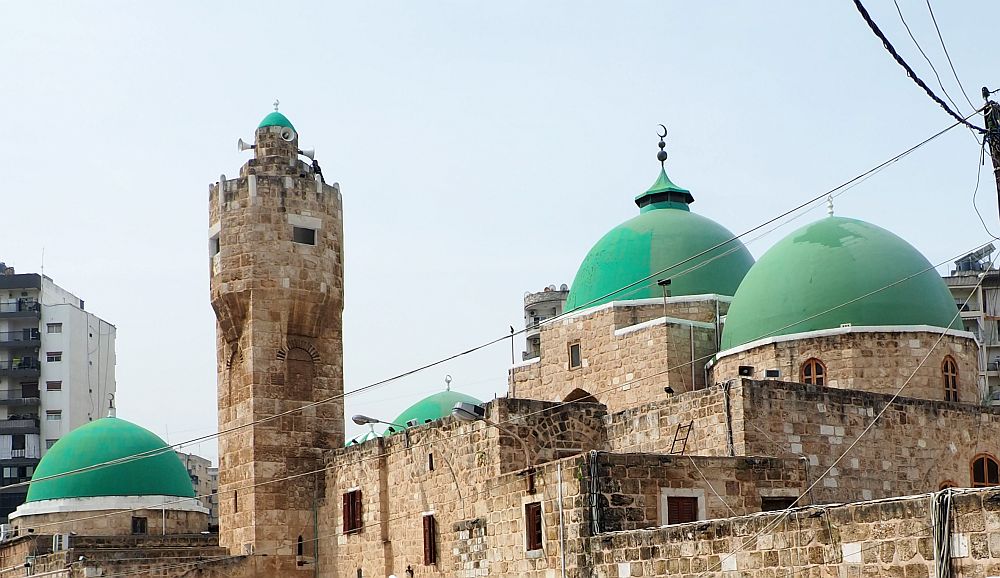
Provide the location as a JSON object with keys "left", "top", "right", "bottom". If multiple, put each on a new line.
{"left": 40, "top": 248, "right": 44, "bottom": 275}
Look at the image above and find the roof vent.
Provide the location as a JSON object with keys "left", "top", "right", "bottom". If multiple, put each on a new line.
{"left": 840, "top": 323, "right": 852, "bottom": 328}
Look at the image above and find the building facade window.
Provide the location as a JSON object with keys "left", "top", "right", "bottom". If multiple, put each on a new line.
{"left": 46, "top": 323, "right": 62, "bottom": 334}
{"left": 972, "top": 454, "right": 1000, "bottom": 487}
{"left": 659, "top": 488, "right": 705, "bottom": 525}
{"left": 524, "top": 501, "right": 543, "bottom": 551}
{"left": 45, "top": 411, "right": 61, "bottom": 421}
{"left": 760, "top": 496, "right": 798, "bottom": 512}
{"left": 800, "top": 358, "right": 825, "bottom": 386}
{"left": 45, "top": 439, "right": 57, "bottom": 449}
{"left": 568, "top": 342, "right": 582, "bottom": 369}
{"left": 46, "top": 352, "right": 62, "bottom": 363}
{"left": 131, "top": 516, "right": 147, "bottom": 535}
{"left": 422, "top": 514, "right": 437, "bottom": 565}
{"left": 343, "top": 489, "right": 363, "bottom": 534}
{"left": 943, "top": 356, "right": 959, "bottom": 402}
{"left": 45, "top": 381, "right": 61, "bottom": 391}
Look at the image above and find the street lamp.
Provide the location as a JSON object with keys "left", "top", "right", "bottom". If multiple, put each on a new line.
{"left": 351, "top": 414, "right": 410, "bottom": 445}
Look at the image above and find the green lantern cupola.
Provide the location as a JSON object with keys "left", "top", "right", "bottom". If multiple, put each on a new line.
{"left": 634, "top": 126, "right": 694, "bottom": 211}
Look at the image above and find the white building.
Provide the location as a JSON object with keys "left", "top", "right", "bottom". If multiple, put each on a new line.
{"left": 0, "top": 265, "right": 115, "bottom": 521}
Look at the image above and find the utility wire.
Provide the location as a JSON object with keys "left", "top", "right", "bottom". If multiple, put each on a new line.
{"left": 852, "top": 0, "right": 985, "bottom": 133}
{"left": 925, "top": 0, "right": 976, "bottom": 110}
{"left": 14, "top": 237, "right": 994, "bottom": 541}
{"left": 891, "top": 0, "right": 963, "bottom": 114}
{"left": 0, "top": 116, "right": 971, "bottom": 505}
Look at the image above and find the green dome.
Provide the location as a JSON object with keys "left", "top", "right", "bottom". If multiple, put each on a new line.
{"left": 258, "top": 111, "right": 295, "bottom": 131}
{"left": 26, "top": 417, "right": 195, "bottom": 502}
{"left": 721, "top": 216, "right": 963, "bottom": 350}
{"left": 384, "top": 390, "right": 483, "bottom": 435}
{"left": 565, "top": 169, "right": 754, "bottom": 311}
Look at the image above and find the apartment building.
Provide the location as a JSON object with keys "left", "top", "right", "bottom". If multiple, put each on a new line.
{"left": 0, "top": 265, "right": 115, "bottom": 521}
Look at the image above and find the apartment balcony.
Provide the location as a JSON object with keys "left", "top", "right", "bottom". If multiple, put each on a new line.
{"left": 0, "top": 360, "right": 39, "bottom": 379}
{"left": 0, "top": 419, "right": 39, "bottom": 435}
{"left": 0, "top": 331, "right": 40, "bottom": 349}
{"left": 0, "top": 301, "right": 40, "bottom": 320}
{"left": 0, "top": 390, "right": 39, "bottom": 407}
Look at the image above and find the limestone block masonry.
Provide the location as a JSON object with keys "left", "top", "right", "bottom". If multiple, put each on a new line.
{"left": 209, "top": 121, "right": 345, "bottom": 567}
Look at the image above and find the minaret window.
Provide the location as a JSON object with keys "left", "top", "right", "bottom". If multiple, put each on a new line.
{"left": 568, "top": 342, "right": 582, "bottom": 369}
{"left": 800, "top": 358, "right": 825, "bottom": 386}
{"left": 292, "top": 226, "right": 316, "bottom": 246}
{"left": 943, "top": 356, "right": 959, "bottom": 401}
{"left": 972, "top": 454, "right": 1000, "bottom": 487}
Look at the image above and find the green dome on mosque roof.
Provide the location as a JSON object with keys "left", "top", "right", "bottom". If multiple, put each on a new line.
{"left": 720, "top": 216, "right": 963, "bottom": 350}
{"left": 384, "top": 390, "right": 484, "bottom": 436}
{"left": 258, "top": 111, "right": 295, "bottom": 131}
{"left": 564, "top": 167, "right": 754, "bottom": 312}
{"left": 26, "top": 417, "right": 195, "bottom": 502}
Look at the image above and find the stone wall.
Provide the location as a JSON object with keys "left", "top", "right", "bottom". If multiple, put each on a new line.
{"left": 592, "top": 453, "right": 806, "bottom": 532}
{"left": 603, "top": 386, "right": 734, "bottom": 456}
{"left": 319, "top": 398, "right": 606, "bottom": 578}
{"left": 12, "top": 508, "right": 208, "bottom": 537}
{"left": 579, "top": 487, "right": 1000, "bottom": 578}
{"left": 713, "top": 328, "right": 978, "bottom": 402}
{"left": 509, "top": 298, "right": 725, "bottom": 413}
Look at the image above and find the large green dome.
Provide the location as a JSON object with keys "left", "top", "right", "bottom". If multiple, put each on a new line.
{"left": 564, "top": 168, "right": 754, "bottom": 311}
{"left": 26, "top": 417, "right": 195, "bottom": 502}
{"left": 720, "top": 216, "right": 963, "bottom": 350}
{"left": 385, "top": 390, "right": 483, "bottom": 435}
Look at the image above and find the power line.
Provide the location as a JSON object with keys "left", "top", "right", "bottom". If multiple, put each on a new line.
{"left": 0, "top": 116, "right": 972, "bottom": 508}
{"left": 852, "top": 0, "right": 985, "bottom": 133}
{"left": 15, "top": 236, "right": 994, "bottom": 541}
{"left": 891, "top": 0, "right": 963, "bottom": 114}
{"left": 925, "top": 0, "right": 976, "bottom": 110}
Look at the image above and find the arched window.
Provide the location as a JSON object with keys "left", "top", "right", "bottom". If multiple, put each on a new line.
{"left": 939, "top": 480, "right": 956, "bottom": 490}
{"left": 971, "top": 454, "right": 1000, "bottom": 487}
{"left": 800, "top": 358, "right": 826, "bottom": 386}
{"left": 942, "top": 356, "right": 959, "bottom": 402}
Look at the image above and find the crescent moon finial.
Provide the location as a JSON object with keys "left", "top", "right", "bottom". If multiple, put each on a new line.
{"left": 656, "top": 124, "right": 669, "bottom": 167}
{"left": 657, "top": 124, "right": 668, "bottom": 139}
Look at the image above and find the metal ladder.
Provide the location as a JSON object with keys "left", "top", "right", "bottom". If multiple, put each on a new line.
{"left": 669, "top": 420, "right": 694, "bottom": 455}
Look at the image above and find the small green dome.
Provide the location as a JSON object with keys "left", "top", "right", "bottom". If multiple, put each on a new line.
{"left": 26, "top": 417, "right": 195, "bottom": 502}
{"left": 385, "top": 390, "right": 483, "bottom": 435}
{"left": 565, "top": 169, "right": 754, "bottom": 311}
{"left": 720, "top": 216, "right": 963, "bottom": 350}
{"left": 258, "top": 111, "right": 295, "bottom": 131}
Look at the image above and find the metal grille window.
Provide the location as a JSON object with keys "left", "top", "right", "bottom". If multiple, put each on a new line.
{"left": 343, "top": 489, "right": 363, "bottom": 534}
{"left": 800, "top": 358, "right": 825, "bottom": 386}
{"left": 943, "top": 356, "right": 959, "bottom": 401}
{"left": 524, "top": 501, "right": 543, "bottom": 551}
{"left": 972, "top": 454, "right": 1000, "bottom": 487}
{"left": 422, "top": 514, "right": 437, "bottom": 565}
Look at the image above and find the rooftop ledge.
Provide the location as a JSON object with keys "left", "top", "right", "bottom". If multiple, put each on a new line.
{"left": 556, "top": 294, "right": 732, "bottom": 324}
{"left": 710, "top": 324, "right": 977, "bottom": 368}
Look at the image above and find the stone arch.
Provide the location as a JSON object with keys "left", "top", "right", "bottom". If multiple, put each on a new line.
{"left": 564, "top": 388, "right": 598, "bottom": 404}
{"left": 285, "top": 347, "right": 315, "bottom": 399}
{"left": 277, "top": 338, "right": 320, "bottom": 362}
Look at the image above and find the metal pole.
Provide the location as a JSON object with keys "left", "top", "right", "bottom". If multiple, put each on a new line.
{"left": 982, "top": 89, "right": 1000, "bottom": 223}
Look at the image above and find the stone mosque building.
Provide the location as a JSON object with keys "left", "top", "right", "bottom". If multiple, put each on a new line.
{"left": 1, "top": 111, "right": 1000, "bottom": 577}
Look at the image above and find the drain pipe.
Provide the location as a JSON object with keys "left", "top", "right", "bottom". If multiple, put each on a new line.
{"left": 557, "top": 462, "right": 567, "bottom": 578}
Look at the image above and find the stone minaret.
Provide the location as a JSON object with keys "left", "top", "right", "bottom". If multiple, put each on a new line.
{"left": 209, "top": 107, "right": 344, "bottom": 563}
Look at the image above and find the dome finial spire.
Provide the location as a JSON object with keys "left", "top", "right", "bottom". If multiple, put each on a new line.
{"left": 107, "top": 393, "right": 116, "bottom": 418}
{"left": 656, "top": 124, "right": 668, "bottom": 168}
{"left": 444, "top": 374, "right": 452, "bottom": 391}
{"left": 827, "top": 194, "right": 834, "bottom": 217}
{"left": 273, "top": 98, "right": 280, "bottom": 111}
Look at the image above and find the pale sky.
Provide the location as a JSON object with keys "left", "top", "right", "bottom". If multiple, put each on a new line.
{"left": 1, "top": 2, "right": 996, "bottom": 462}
